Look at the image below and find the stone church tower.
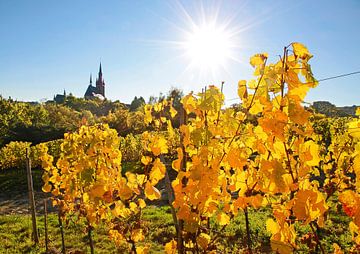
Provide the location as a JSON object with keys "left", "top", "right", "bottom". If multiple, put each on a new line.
{"left": 84, "top": 63, "right": 106, "bottom": 100}
{"left": 95, "top": 63, "right": 105, "bottom": 97}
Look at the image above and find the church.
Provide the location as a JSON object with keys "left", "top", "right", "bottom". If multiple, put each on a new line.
{"left": 84, "top": 63, "right": 106, "bottom": 100}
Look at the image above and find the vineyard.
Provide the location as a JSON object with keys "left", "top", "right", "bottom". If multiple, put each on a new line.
{"left": 1, "top": 43, "right": 360, "bottom": 253}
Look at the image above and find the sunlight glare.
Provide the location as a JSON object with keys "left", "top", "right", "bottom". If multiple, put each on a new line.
{"left": 184, "top": 22, "right": 233, "bottom": 71}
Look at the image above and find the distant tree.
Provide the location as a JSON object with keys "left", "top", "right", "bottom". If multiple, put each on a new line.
{"left": 126, "top": 111, "right": 146, "bottom": 134}
{"left": 100, "top": 107, "right": 130, "bottom": 136}
{"left": 167, "top": 87, "right": 183, "bottom": 111}
{"left": 129, "top": 96, "right": 145, "bottom": 112}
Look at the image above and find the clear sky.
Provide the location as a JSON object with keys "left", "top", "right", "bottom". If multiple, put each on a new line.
{"left": 0, "top": 0, "right": 359, "bottom": 106}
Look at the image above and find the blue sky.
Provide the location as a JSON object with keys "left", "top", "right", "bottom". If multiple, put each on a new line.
{"left": 0, "top": 0, "right": 359, "bottom": 106}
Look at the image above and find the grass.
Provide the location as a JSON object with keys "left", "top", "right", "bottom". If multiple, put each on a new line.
{"left": 0, "top": 206, "right": 180, "bottom": 254}
{"left": 0, "top": 169, "right": 355, "bottom": 253}
{"left": 0, "top": 204, "right": 355, "bottom": 253}
{"left": 0, "top": 206, "right": 271, "bottom": 254}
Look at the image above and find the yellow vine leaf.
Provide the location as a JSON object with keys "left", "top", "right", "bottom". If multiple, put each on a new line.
{"left": 144, "top": 104, "right": 153, "bottom": 124}
{"left": 136, "top": 245, "right": 150, "bottom": 254}
{"left": 301, "top": 140, "right": 320, "bottom": 167}
{"left": 172, "top": 148, "right": 183, "bottom": 172}
{"left": 141, "top": 156, "right": 152, "bottom": 165}
{"left": 145, "top": 182, "right": 161, "bottom": 200}
{"left": 153, "top": 102, "right": 163, "bottom": 112}
{"left": 292, "top": 42, "right": 312, "bottom": 60}
{"left": 149, "top": 135, "right": 168, "bottom": 156}
{"left": 292, "top": 189, "right": 327, "bottom": 224}
{"left": 266, "top": 218, "right": 280, "bottom": 235}
{"left": 109, "top": 229, "right": 125, "bottom": 246}
{"left": 165, "top": 239, "right": 177, "bottom": 254}
{"left": 129, "top": 202, "right": 138, "bottom": 213}
{"left": 169, "top": 104, "right": 177, "bottom": 118}
{"left": 333, "top": 243, "right": 344, "bottom": 254}
{"left": 348, "top": 119, "right": 360, "bottom": 139}
{"left": 181, "top": 93, "right": 197, "bottom": 114}
{"left": 356, "top": 107, "right": 360, "bottom": 116}
{"left": 226, "top": 147, "right": 245, "bottom": 169}
{"left": 149, "top": 158, "right": 166, "bottom": 185}
{"left": 42, "top": 183, "right": 52, "bottom": 193}
{"left": 250, "top": 53, "right": 268, "bottom": 68}
{"left": 83, "top": 193, "right": 89, "bottom": 203}
{"left": 249, "top": 99, "right": 264, "bottom": 115}
{"left": 349, "top": 221, "right": 360, "bottom": 245}
{"left": 217, "top": 212, "right": 230, "bottom": 226}
{"left": 270, "top": 240, "right": 293, "bottom": 254}
{"left": 90, "top": 184, "right": 107, "bottom": 198}
{"left": 112, "top": 201, "right": 127, "bottom": 218}
{"left": 138, "top": 198, "right": 146, "bottom": 209}
{"left": 237, "top": 80, "right": 248, "bottom": 100}
{"left": 131, "top": 228, "right": 145, "bottom": 242}
{"left": 197, "top": 233, "right": 211, "bottom": 250}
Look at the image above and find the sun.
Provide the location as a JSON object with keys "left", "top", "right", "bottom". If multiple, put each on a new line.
{"left": 184, "top": 22, "right": 233, "bottom": 72}
{"left": 148, "top": 2, "right": 245, "bottom": 82}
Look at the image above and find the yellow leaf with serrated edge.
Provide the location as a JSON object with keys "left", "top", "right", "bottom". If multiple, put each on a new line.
{"left": 227, "top": 147, "right": 244, "bottom": 169}
{"left": 266, "top": 218, "right": 279, "bottom": 235}
{"left": 292, "top": 42, "right": 312, "bottom": 60}
{"left": 136, "top": 245, "right": 150, "bottom": 254}
{"left": 169, "top": 105, "right": 177, "bottom": 118}
{"left": 131, "top": 229, "right": 145, "bottom": 242}
{"left": 197, "top": 233, "right": 211, "bottom": 250}
{"left": 270, "top": 240, "right": 293, "bottom": 254}
{"left": 348, "top": 120, "right": 360, "bottom": 138}
{"left": 129, "top": 202, "right": 138, "bottom": 212}
{"left": 144, "top": 105, "right": 152, "bottom": 124}
{"left": 217, "top": 212, "right": 230, "bottom": 226}
{"left": 172, "top": 148, "right": 183, "bottom": 172}
{"left": 150, "top": 135, "right": 168, "bottom": 156}
{"left": 90, "top": 184, "right": 106, "bottom": 198}
{"left": 83, "top": 193, "right": 89, "bottom": 203}
{"left": 165, "top": 239, "right": 177, "bottom": 254}
{"left": 333, "top": 243, "right": 343, "bottom": 254}
{"left": 42, "top": 183, "right": 52, "bottom": 193}
{"left": 250, "top": 53, "right": 268, "bottom": 68}
{"left": 249, "top": 99, "right": 263, "bottom": 115}
{"left": 167, "top": 120, "right": 175, "bottom": 139}
{"left": 138, "top": 198, "right": 146, "bottom": 209}
{"left": 149, "top": 158, "right": 166, "bottom": 185}
{"left": 145, "top": 182, "right": 161, "bottom": 200}
{"left": 302, "top": 140, "right": 320, "bottom": 167}
{"left": 238, "top": 80, "right": 248, "bottom": 100}
{"left": 141, "top": 156, "right": 152, "bottom": 165}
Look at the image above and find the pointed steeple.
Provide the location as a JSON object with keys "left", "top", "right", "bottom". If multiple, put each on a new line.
{"left": 90, "top": 73, "right": 93, "bottom": 85}
{"left": 94, "top": 62, "right": 105, "bottom": 98}
{"left": 99, "top": 62, "right": 102, "bottom": 76}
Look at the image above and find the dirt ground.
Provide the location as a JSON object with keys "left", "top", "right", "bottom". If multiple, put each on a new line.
{"left": 0, "top": 169, "right": 56, "bottom": 215}
{"left": 0, "top": 191, "right": 53, "bottom": 215}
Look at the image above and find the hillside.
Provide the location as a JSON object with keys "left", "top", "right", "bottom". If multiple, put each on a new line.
{"left": 312, "top": 101, "right": 358, "bottom": 117}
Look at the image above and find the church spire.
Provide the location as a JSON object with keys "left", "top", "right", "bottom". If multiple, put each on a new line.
{"left": 90, "top": 73, "right": 93, "bottom": 85}
{"left": 99, "top": 62, "right": 102, "bottom": 77}
{"left": 96, "top": 62, "right": 105, "bottom": 97}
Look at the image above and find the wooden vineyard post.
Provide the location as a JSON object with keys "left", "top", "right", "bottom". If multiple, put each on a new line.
{"left": 177, "top": 106, "right": 188, "bottom": 254}
{"left": 44, "top": 199, "right": 49, "bottom": 252}
{"left": 88, "top": 226, "right": 95, "bottom": 254}
{"left": 162, "top": 155, "right": 180, "bottom": 237}
{"left": 58, "top": 210, "right": 66, "bottom": 254}
{"left": 244, "top": 207, "right": 252, "bottom": 254}
{"left": 26, "top": 148, "right": 39, "bottom": 244}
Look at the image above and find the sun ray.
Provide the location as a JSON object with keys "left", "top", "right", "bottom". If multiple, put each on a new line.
{"left": 140, "top": 0, "right": 287, "bottom": 87}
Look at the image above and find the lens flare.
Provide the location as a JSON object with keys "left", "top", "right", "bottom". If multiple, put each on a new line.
{"left": 184, "top": 22, "right": 232, "bottom": 71}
